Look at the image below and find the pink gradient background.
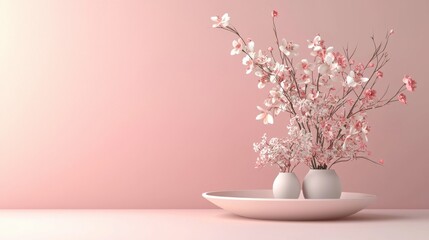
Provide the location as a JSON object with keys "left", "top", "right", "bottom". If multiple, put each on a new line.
{"left": 0, "top": 0, "right": 427, "bottom": 208}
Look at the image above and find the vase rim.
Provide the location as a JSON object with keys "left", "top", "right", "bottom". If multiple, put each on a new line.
{"left": 309, "top": 169, "right": 335, "bottom": 171}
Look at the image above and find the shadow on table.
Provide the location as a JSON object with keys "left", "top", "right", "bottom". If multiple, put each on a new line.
{"left": 215, "top": 212, "right": 425, "bottom": 223}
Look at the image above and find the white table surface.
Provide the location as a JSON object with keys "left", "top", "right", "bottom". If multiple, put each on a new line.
{"left": 0, "top": 209, "right": 428, "bottom": 240}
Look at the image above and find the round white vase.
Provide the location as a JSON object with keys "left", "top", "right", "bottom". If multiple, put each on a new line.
{"left": 272, "top": 172, "right": 300, "bottom": 199}
{"left": 302, "top": 169, "right": 342, "bottom": 199}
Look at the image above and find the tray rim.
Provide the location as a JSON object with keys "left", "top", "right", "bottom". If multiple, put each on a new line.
{"left": 203, "top": 189, "right": 376, "bottom": 202}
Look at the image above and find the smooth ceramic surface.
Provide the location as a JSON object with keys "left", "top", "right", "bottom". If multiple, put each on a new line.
{"left": 202, "top": 190, "right": 376, "bottom": 220}
{"left": 272, "top": 172, "right": 300, "bottom": 199}
{"left": 303, "top": 169, "right": 342, "bottom": 199}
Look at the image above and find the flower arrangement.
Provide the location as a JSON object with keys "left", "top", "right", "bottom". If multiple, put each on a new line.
{"left": 211, "top": 11, "right": 416, "bottom": 172}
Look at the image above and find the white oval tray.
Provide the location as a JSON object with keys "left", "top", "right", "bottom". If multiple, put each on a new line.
{"left": 203, "top": 190, "right": 376, "bottom": 220}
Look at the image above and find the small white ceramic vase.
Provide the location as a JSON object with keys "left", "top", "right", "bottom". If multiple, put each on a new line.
{"left": 272, "top": 172, "right": 300, "bottom": 199}
{"left": 302, "top": 169, "right": 342, "bottom": 199}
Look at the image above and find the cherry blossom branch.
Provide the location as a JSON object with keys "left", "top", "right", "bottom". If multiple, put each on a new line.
{"left": 282, "top": 54, "right": 301, "bottom": 97}
{"left": 356, "top": 156, "right": 383, "bottom": 166}
{"left": 328, "top": 157, "right": 350, "bottom": 169}
{"left": 271, "top": 17, "right": 285, "bottom": 65}
{"left": 214, "top": 25, "right": 298, "bottom": 115}
{"left": 271, "top": 17, "right": 301, "bottom": 97}
{"left": 346, "top": 34, "right": 390, "bottom": 118}
{"left": 212, "top": 13, "right": 415, "bottom": 171}
{"left": 351, "top": 84, "right": 406, "bottom": 116}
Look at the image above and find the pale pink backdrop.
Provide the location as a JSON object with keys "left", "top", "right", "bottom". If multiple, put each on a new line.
{"left": 0, "top": 0, "right": 427, "bottom": 208}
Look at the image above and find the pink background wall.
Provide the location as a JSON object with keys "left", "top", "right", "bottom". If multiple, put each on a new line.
{"left": 0, "top": 0, "right": 427, "bottom": 208}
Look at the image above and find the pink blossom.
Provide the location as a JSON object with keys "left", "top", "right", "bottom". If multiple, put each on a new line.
{"left": 398, "top": 93, "right": 407, "bottom": 104}
{"left": 354, "top": 121, "right": 363, "bottom": 131}
{"left": 317, "top": 64, "right": 329, "bottom": 75}
{"left": 307, "top": 90, "right": 319, "bottom": 100}
{"left": 211, "top": 13, "right": 230, "bottom": 28}
{"left": 299, "top": 59, "right": 314, "bottom": 75}
{"left": 253, "top": 134, "right": 301, "bottom": 172}
{"left": 389, "top": 29, "right": 394, "bottom": 36}
{"left": 280, "top": 39, "right": 299, "bottom": 56}
{"left": 362, "top": 124, "right": 370, "bottom": 141}
{"left": 242, "top": 41, "right": 255, "bottom": 74}
{"left": 334, "top": 52, "right": 348, "bottom": 69}
{"left": 346, "top": 71, "right": 369, "bottom": 87}
{"left": 300, "top": 74, "right": 311, "bottom": 84}
{"left": 270, "top": 62, "right": 286, "bottom": 83}
{"left": 255, "top": 50, "right": 271, "bottom": 65}
{"left": 364, "top": 89, "right": 377, "bottom": 100}
{"left": 268, "top": 46, "right": 273, "bottom": 52}
{"left": 402, "top": 75, "right": 417, "bottom": 92}
{"left": 255, "top": 70, "right": 270, "bottom": 89}
{"left": 354, "top": 63, "right": 365, "bottom": 72}
{"left": 319, "top": 47, "right": 334, "bottom": 68}
{"left": 368, "top": 62, "right": 375, "bottom": 67}
{"left": 242, "top": 55, "right": 254, "bottom": 74}
{"left": 321, "top": 122, "right": 334, "bottom": 140}
{"left": 317, "top": 47, "right": 345, "bottom": 77}
{"left": 376, "top": 71, "right": 383, "bottom": 78}
{"left": 271, "top": 10, "right": 278, "bottom": 17}
{"left": 307, "top": 35, "right": 323, "bottom": 53}
{"left": 379, "top": 159, "right": 385, "bottom": 164}
{"left": 230, "top": 39, "right": 243, "bottom": 55}
{"left": 256, "top": 106, "right": 274, "bottom": 124}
